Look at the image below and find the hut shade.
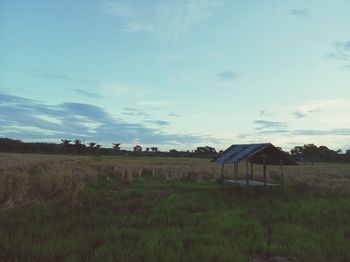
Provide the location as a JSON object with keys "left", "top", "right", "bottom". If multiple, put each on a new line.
{"left": 212, "top": 143, "right": 297, "bottom": 165}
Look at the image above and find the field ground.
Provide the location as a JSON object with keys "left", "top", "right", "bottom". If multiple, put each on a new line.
{"left": 0, "top": 153, "right": 350, "bottom": 261}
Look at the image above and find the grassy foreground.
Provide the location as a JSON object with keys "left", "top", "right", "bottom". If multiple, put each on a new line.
{"left": 1, "top": 174, "right": 349, "bottom": 261}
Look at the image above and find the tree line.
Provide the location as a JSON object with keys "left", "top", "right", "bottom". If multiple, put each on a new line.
{"left": 0, "top": 137, "right": 349, "bottom": 162}
{"left": 0, "top": 138, "right": 218, "bottom": 158}
{"left": 290, "top": 144, "right": 350, "bottom": 163}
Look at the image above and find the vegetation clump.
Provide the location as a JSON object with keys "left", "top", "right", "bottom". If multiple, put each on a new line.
{"left": 0, "top": 174, "right": 349, "bottom": 261}
{"left": 0, "top": 153, "right": 349, "bottom": 260}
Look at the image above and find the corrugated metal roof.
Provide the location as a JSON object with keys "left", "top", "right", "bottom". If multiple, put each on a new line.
{"left": 213, "top": 143, "right": 272, "bottom": 164}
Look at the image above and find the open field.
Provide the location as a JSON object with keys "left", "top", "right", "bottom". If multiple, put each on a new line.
{"left": 1, "top": 153, "right": 350, "bottom": 208}
{"left": 0, "top": 153, "right": 350, "bottom": 261}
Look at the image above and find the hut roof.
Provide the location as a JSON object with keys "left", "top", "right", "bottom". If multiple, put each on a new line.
{"left": 212, "top": 143, "right": 297, "bottom": 165}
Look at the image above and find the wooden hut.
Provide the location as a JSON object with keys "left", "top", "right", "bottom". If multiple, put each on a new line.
{"left": 212, "top": 143, "right": 298, "bottom": 187}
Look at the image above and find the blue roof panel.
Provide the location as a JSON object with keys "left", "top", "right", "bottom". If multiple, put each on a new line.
{"left": 213, "top": 143, "right": 271, "bottom": 164}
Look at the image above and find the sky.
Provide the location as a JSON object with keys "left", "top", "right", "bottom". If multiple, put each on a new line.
{"left": 1, "top": 0, "right": 350, "bottom": 151}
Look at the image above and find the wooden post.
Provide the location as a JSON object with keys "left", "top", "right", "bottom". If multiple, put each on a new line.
{"left": 221, "top": 163, "right": 225, "bottom": 188}
{"left": 280, "top": 159, "right": 284, "bottom": 185}
{"left": 234, "top": 162, "right": 238, "bottom": 181}
{"left": 263, "top": 155, "right": 266, "bottom": 186}
{"left": 233, "top": 162, "right": 235, "bottom": 180}
{"left": 245, "top": 160, "right": 249, "bottom": 186}
{"left": 250, "top": 162, "right": 254, "bottom": 179}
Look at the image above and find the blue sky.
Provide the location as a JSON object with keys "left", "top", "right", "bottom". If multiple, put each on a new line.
{"left": 1, "top": 0, "right": 350, "bottom": 151}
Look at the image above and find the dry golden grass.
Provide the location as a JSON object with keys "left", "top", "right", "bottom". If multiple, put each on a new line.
{"left": 0, "top": 153, "right": 93, "bottom": 207}
{"left": 1, "top": 153, "right": 349, "bottom": 207}
{"left": 0, "top": 152, "right": 86, "bottom": 171}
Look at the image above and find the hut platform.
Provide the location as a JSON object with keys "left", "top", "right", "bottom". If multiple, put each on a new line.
{"left": 224, "top": 179, "right": 280, "bottom": 187}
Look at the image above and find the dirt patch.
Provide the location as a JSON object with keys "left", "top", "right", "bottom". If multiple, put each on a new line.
{"left": 122, "top": 197, "right": 148, "bottom": 214}
{"left": 250, "top": 256, "right": 296, "bottom": 262}
{"left": 151, "top": 188, "right": 178, "bottom": 198}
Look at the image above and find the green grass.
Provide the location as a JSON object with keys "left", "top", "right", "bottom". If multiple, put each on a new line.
{"left": 1, "top": 175, "right": 350, "bottom": 261}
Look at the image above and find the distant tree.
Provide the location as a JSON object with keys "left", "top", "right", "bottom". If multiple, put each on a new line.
{"left": 112, "top": 143, "right": 121, "bottom": 151}
{"left": 61, "top": 139, "right": 71, "bottom": 146}
{"left": 73, "top": 139, "right": 85, "bottom": 154}
{"left": 302, "top": 144, "right": 320, "bottom": 164}
{"left": 346, "top": 149, "right": 350, "bottom": 155}
{"left": 290, "top": 146, "right": 304, "bottom": 160}
{"left": 194, "top": 146, "right": 217, "bottom": 156}
{"left": 145, "top": 147, "right": 151, "bottom": 152}
{"left": 291, "top": 144, "right": 345, "bottom": 163}
{"left": 151, "top": 147, "right": 158, "bottom": 152}
{"left": 318, "top": 145, "right": 330, "bottom": 155}
{"left": 336, "top": 149, "right": 342, "bottom": 154}
{"left": 318, "top": 146, "right": 337, "bottom": 160}
{"left": 88, "top": 142, "right": 96, "bottom": 148}
{"left": 133, "top": 145, "right": 142, "bottom": 152}
{"left": 169, "top": 149, "right": 179, "bottom": 157}
{"left": 94, "top": 144, "right": 101, "bottom": 155}
{"left": 60, "top": 139, "right": 72, "bottom": 153}
{"left": 291, "top": 144, "right": 321, "bottom": 163}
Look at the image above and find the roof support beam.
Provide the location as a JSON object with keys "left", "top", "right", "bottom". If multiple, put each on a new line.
{"left": 280, "top": 159, "right": 284, "bottom": 185}
{"left": 221, "top": 163, "right": 225, "bottom": 188}
{"left": 263, "top": 155, "right": 267, "bottom": 186}
{"left": 250, "top": 162, "right": 254, "bottom": 179}
{"left": 234, "top": 162, "right": 238, "bottom": 181}
{"left": 245, "top": 160, "right": 249, "bottom": 186}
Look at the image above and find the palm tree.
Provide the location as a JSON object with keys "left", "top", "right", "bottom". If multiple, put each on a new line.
{"left": 61, "top": 139, "right": 71, "bottom": 146}
{"left": 113, "top": 143, "right": 121, "bottom": 150}
{"left": 88, "top": 142, "right": 96, "bottom": 148}
{"left": 96, "top": 144, "right": 102, "bottom": 155}
{"left": 151, "top": 147, "right": 158, "bottom": 152}
{"left": 73, "top": 139, "right": 85, "bottom": 154}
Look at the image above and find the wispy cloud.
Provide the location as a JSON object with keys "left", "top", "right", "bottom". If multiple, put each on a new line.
{"left": 217, "top": 71, "right": 238, "bottom": 82}
{"left": 138, "top": 100, "right": 175, "bottom": 107}
{"left": 122, "top": 107, "right": 150, "bottom": 117}
{"left": 289, "top": 9, "right": 308, "bottom": 18}
{"left": 0, "top": 91, "right": 212, "bottom": 146}
{"left": 169, "top": 113, "right": 180, "bottom": 117}
{"left": 293, "top": 111, "right": 306, "bottom": 118}
{"left": 98, "top": 82, "right": 147, "bottom": 98}
{"left": 254, "top": 120, "right": 287, "bottom": 131}
{"left": 325, "top": 41, "right": 350, "bottom": 68}
{"left": 295, "top": 99, "right": 350, "bottom": 121}
{"left": 293, "top": 109, "right": 320, "bottom": 118}
{"left": 146, "top": 120, "right": 170, "bottom": 126}
{"left": 260, "top": 110, "right": 266, "bottom": 117}
{"left": 100, "top": 0, "right": 223, "bottom": 41}
{"left": 259, "top": 110, "right": 272, "bottom": 117}
{"left": 237, "top": 133, "right": 248, "bottom": 139}
{"left": 33, "top": 70, "right": 94, "bottom": 84}
{"left": 252, "top": 119, "right": 350, "bottom": 137}
{"left": 74, "top": 89, "right": 101, "bottom": 98}
{"left": 292, "top": 129, "right": 350, "bottom": 136}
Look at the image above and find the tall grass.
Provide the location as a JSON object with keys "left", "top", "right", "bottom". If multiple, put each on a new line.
{"left": 0, "top": 176, "right": 349, "bottom": 261}
{"left": 0, "top": 153, "right": 349, "bottom": 208}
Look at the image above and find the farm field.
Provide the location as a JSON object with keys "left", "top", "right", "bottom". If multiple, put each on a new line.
{"left": 0, "top": 153, "right": 350, "bottom": 261}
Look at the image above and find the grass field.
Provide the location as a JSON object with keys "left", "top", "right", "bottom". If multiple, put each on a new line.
{"left": 0, "top": 153, "right": 350, "bottom": 261}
